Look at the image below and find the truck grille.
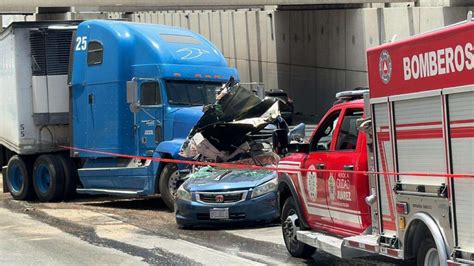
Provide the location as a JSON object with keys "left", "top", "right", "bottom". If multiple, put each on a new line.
{"left": 196, "top": 191, "right": 247, "bottom": 204}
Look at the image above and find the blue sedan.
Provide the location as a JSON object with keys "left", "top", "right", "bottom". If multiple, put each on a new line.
{"left": 175, "top": 167, "right": 279, "bottom": 227}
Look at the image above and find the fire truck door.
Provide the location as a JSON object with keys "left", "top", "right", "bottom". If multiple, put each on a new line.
{"left": 303, "top": 109, "right": 342, "bottom": 228}
{"left": 325, "top": 108, "right": 371, "bottom": 234}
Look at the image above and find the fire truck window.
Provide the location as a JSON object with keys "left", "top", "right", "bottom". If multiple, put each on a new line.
{"left": 335, "top": 109, "right": 363, "bottom": 150}
{"left": 310, "top": 110, "right": 341, "bottom": 151}
{"left": 140, "top": 82, "right": 161, "bottom": 106}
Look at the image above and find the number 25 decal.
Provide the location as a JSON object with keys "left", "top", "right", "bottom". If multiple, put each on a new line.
{"left": 75, "top": 36, "right": 87, "bottom": 51}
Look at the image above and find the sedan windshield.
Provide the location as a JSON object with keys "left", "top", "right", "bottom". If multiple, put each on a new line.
{"left": 165, "top": 80, "right": 223, "bottom": 106}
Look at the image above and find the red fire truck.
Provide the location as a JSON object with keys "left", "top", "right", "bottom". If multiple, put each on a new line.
{"left": 277, "top": 14, "right": 473, "bottom": 266}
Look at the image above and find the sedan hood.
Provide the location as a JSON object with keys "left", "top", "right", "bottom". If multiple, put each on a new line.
{"left": 183, "top": 166, "right": 276, "bottom": 192}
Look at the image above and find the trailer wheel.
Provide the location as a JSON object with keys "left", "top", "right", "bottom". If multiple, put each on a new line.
{"left": 32, "top": 154, "right": 65, "bottom": 202}
{"left": 417, "top": 238, "right": 440, "bottom": 266}
{"left": 159, "top": 163, "right": 180, "bottom": 211}
{"left": 57, "top": 155, "right": 78, "bottom": 200}
{"left": 6, "top": 155, "right": 34, "bottom": 200}
{"left": 281, "top": 197, "right": 316, "bottom": 258}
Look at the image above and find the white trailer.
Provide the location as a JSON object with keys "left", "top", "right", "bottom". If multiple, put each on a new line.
{"left": 0, "top": 22, "right": 79, "bottom": 198}
{"left": 0, "top": 22, "right": 78, "bottom": 157}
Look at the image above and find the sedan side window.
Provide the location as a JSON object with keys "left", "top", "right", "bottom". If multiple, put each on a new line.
{"left": 310, "top": 111, "right": 341, "bottom": 151}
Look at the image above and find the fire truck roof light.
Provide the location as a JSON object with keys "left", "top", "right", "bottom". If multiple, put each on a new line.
{"left": 335, "top": 88, "right": 369, "bottom": 101}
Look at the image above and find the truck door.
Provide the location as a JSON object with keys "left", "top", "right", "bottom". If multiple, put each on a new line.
{"left": 302, "top": 109, "right": 342, "bottom": 229}
{"left": 136, "top": 81, "right": 164, "bottom": 156}
{"left": 324, "top": 108, "right": 370, "bottom": 235}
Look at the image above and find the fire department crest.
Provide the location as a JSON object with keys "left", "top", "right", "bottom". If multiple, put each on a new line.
{"left": 328, "top": 175, "right": 336, "bottom": 201}
{"left": 307, "top": 165, "right": 317, "bottom": 201}
{"left": 379, "top": 50, "right": 392, "bottom": 84}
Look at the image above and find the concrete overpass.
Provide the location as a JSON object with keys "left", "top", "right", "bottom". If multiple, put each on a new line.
{"left": 0, "top": 0, "right": 409, "bottom": 13}
{"left": 0, "top": 0, "right": 473, "bottom": 118}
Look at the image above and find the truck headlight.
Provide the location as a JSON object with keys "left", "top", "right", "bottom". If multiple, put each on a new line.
{"left": 176, "top": 185, "right": 192, "bottom": 201}
{"left": 251, "top": 177, "right": 278, "bottom": 198}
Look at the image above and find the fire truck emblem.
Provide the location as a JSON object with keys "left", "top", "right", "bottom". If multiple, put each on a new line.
{"left": 379, "top": 50, "right": 392, "bottom": 84}
{"left": 328, "top": 175, "right": 336, "bottom": 201}
{"left": 215, "top": 195, "right": 224, "bottom": 203}
{"left": 306, "top": 165, "right": 317, "bottom": 201}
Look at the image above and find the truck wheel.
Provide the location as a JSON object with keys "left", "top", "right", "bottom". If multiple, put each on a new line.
{"left": 57, "top": 155, "right": 78, "bottom": 200}
{"left": 281, "top": 197, "right": 316, "bottom": 258}
{"left": 32, "top": 154, "right": 65, "bottom": 202}
{"left": 6, "top": 155, "right": 34, "bottom": 200}
{"left": 417, "top": 238, "right": 440, "bottom": 266}
{"left": 159, "top": 163, "right": 180, "bottom": 211}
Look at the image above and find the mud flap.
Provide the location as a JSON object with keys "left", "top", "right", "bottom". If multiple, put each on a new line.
{"left": 2, "top": 166, "right": 8, "bottom": 193}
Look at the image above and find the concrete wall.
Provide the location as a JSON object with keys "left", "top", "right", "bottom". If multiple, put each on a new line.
{"left": 132, "top": 6, "right": 472, "bottom": 118}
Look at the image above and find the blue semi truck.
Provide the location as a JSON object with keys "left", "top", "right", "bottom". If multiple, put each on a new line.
{"left": 0, "top": 20, "right": 238, "bottom": 210}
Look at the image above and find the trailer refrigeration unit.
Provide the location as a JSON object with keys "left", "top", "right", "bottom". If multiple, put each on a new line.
{"left": 0, "top": 20, "right": 238, "bottom": 210}
{"left": 277, "top": 15, "right": 473, "bottom": 266}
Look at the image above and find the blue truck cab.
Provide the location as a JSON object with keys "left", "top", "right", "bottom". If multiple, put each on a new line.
{"left": 70, "top": 20, "right": 238, "bottom": 209}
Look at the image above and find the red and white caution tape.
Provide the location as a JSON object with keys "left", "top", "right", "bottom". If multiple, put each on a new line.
{"left": 61, "top": 146, "right": 474, "bottom": 179}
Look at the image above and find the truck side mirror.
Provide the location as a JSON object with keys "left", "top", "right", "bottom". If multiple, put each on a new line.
{"left": 127, "top": 80, "right": 140, "bottom": 113}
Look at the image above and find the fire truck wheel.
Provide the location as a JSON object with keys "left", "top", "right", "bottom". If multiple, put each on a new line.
{"left": 6, "top": 155, "right": 35, "bottom": 200}
{"left": 32, "top": 154, "right": 65, "bottom": 202}
{"left": 159, "top": 163, "right": 180, "bottom": 211}
{"left": 281, "top": 197, "right": 316, "bottom": 258}
{"left": 417, "top": 238, "right": 439, "bottom": 266}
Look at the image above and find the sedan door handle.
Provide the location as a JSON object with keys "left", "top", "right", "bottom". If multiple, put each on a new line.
{"left": 344, "top": 165, "right": 354, "bottom": 171}
{"left": 316, "top": 163, "right": 325, "bottom": 169}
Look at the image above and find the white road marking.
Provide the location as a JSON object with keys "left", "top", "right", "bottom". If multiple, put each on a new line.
{"left": 0, "top": 208, "right": 146, "bottom": 265}
{"left": 224, "top": 226, "right": 284, "bottom": 246}
{"left": 42, "top": 209, "right": 264, "bottom": 266}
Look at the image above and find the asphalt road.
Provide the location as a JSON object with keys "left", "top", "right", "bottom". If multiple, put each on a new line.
{"left": 0, "top": 174, "right": 406, "bottom": 265}
{"left": 0, "top": 207, "right": 146, "bottom": 265}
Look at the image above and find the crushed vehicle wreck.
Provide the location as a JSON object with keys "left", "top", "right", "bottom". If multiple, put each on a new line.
{"left": 175, "top": 79, "right": 297, "bottom": 227}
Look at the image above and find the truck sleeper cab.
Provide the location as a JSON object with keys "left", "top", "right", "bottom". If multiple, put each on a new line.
{"left": 1, "top": 20, "right": 238, "bottom": 210}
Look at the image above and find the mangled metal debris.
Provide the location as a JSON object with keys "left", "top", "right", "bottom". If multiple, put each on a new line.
{"left": 180, "top": 77, "right": 281, "bottom": 163}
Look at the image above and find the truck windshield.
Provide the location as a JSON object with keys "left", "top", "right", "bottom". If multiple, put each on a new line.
{"left": 165, "top": 80, "right": 223, "bottom": 106}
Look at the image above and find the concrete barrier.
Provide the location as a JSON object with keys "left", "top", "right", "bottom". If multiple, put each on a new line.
{"left": 130, "top": 5, "right": 473, "bottom": 117}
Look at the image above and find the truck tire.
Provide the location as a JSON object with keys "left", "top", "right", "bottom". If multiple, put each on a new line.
{"left": 281, "top": 197, "right": 316, "bottom": 258}
{"left": 417, "top": 238, "right": 440, "bottom": 266}
{"left": 32, "top": 154, "right": 65, "bottom": 202}
{"left": 5, "top": 155, "right": 35, "bottom": 200}
{"left": 58, "top": 155, "right": 78, "bottom": 200}
{"left": 159, "top": 163, "right": 180, "bottom": 211}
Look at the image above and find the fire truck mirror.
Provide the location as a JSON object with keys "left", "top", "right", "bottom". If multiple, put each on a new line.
{"left": 287, "top": 143, "right": 310, "bottom": 154}
{"left": 357, "top": 118, "right": 372, "bottom": 134}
